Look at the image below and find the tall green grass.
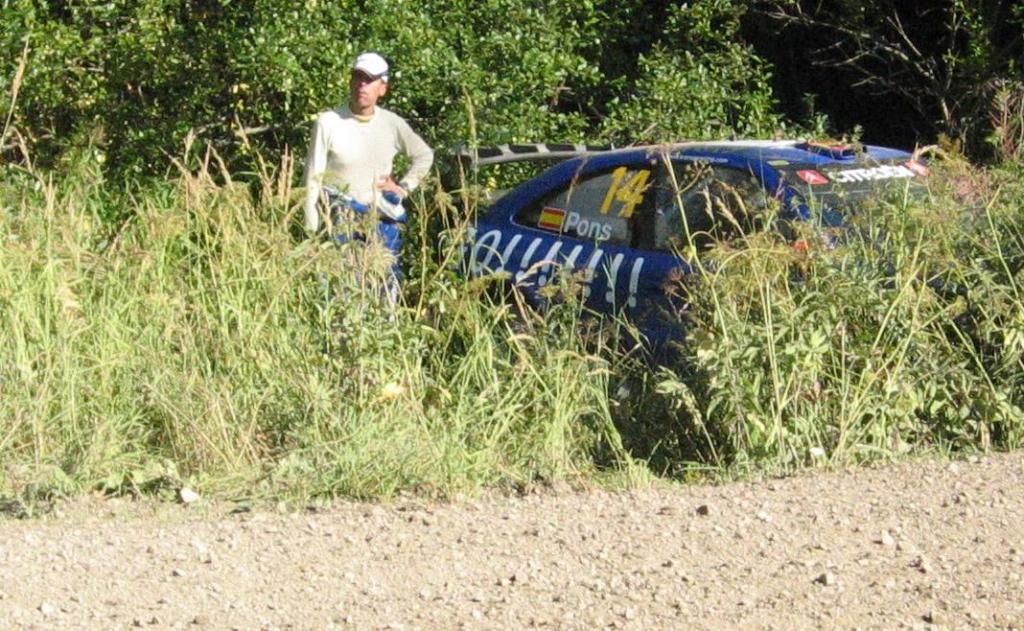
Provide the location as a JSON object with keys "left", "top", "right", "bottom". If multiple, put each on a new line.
{"left": 653, "top": 157, "right": 1024, "bottom": 472}
{"left": 2, "top": 144, "right": 1023, "bottom": 506}
{"left": 0, "top": 147, "right": 638, "bottom": 504}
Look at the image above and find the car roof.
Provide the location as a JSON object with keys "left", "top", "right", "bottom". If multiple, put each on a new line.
{"left": 579, "top": 141, "right": 914, "bottom": 167}
{"left": 467, "top": 140, "right": 918, "bottom": 214}
{"left": 460, "top": 140, "right": 914, "bottom": 171}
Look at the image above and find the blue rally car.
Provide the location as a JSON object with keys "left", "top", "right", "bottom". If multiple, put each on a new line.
{"left": 462, "top": 140, "right": 930, "bottom": 345}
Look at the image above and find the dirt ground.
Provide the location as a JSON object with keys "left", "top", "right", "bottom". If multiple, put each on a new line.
{"left": 1, "top": 453, "right": 1022, "bottom": 631}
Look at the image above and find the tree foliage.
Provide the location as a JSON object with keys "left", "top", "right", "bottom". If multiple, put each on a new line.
{"left": 1, "top": 0, "right": 781, "bottom": 174}
{"left": 600, "top": 1, "right": 783, "bottom": 143}
{"left": 2, "top": 0, "right": 1022, "bottom": 174}
{"left": 761, "top": 0, "right": 1024, "bottom": 155}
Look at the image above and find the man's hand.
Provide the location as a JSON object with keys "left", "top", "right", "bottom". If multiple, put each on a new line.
{"left": 377, "top": 176, "right": 407, "bottom": 198}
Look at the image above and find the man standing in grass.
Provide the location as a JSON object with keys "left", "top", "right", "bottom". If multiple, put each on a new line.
{"left": 303, "top": 52, "right": 434, "bottom": 300}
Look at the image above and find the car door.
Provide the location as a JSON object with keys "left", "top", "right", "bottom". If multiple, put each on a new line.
{"left": 470, "top": 161, "right": 657, "bottom": 318}
{"left": 630, "top": 160, "right": 773, "bottom": 343}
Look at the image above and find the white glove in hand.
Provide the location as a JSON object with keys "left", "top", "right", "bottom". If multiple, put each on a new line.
{"left": 377, "top": 190, "right": 407, "bottom": 222}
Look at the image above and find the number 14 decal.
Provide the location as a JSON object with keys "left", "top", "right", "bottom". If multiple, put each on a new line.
{"left": 599, "top": 167, "right": 651, "bottom": 218}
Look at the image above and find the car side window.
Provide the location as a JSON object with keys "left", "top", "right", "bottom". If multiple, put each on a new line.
{"left": 513, "top": 166, "right": 652, "bottom": 247}
{"left": 650, "top": 163, "right": 765, "bottom": 252}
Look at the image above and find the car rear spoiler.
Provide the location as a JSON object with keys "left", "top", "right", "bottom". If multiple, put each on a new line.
{"left": 455, "top": 143, "right": 611, "bottom": 168}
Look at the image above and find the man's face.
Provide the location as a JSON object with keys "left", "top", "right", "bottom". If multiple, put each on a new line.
{"left": 349, "top": 71, "right": 388, "bottom": 112}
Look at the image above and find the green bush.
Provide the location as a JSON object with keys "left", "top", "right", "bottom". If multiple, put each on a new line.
{"left": 600, "top": 1, "right": 783, "bottom": 143}
{"left": 1, "top": 0, "right": 782, "bottom": 174}
{"left": 0, "top": 151, "right": 639, "bottom": 502}
{"left": 2, "top": 145, "right": 1023, "bottom": 502}
{"left": 651, "top": 159, "right": 1024, "bottom": 471}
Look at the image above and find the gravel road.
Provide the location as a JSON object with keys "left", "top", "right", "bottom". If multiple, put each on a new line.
{"left": 1, "top": 453, "right": 1022, "bottom": 630}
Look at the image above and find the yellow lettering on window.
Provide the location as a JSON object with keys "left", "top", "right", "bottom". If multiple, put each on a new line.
{"left": 616, "top": 169, "right": 650, "bottom": 218}
{"left": 599, "top": 167, "right": 651, "bottom": 217}
{"left": 598, "top": 167, "right": 627, "bottom": 215}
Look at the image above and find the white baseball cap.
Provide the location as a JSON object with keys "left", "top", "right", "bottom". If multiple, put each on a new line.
{"left": 352, "top": 52, "right": 389, "bottom": 82}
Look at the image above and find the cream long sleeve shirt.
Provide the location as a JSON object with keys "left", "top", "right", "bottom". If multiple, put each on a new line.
{"left": 303, "top": 105, "right": 434, "bottom": 232}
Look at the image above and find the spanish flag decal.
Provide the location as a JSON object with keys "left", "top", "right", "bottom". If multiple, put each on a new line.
{"left": 538, "top": 206, "right": 567, "bottom": 231}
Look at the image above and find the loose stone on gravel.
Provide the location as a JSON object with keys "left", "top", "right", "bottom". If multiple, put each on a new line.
{"left": 180, "top": 488, "right": 201, "bottom": 505}
{"left": 911, "top": 556, "right": 933, "bottom": 574}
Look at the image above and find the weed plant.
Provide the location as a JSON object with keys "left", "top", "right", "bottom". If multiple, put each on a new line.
{"left": 652, "top": 157, "right": 1024, "bottom": 473}
{"left": 0, "top": 146, "right": 637, "bottom": 505}
{"left": 2, "top": 142, "right": 1022, "bottom": 506}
